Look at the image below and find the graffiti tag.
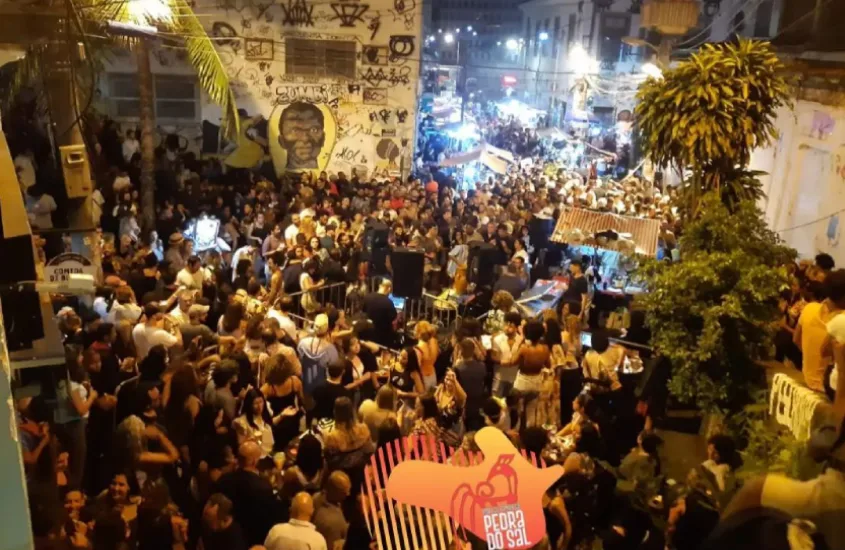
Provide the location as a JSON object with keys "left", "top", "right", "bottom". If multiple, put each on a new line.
{"left": 281, "top": 0, "right": 315, "bottom": 27}
{"left": 360, "top": 66, "right": 411, "bottom": 87}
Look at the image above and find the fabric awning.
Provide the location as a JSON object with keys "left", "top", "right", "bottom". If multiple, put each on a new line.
{"left": 550, "top": 207, "right": 662, "bottom": 257}
{"left": 440, "top": 143, "right": 515, "bottom": 174}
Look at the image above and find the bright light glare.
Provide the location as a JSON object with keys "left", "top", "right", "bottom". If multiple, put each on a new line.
{"left": 569, "top": 44, "right": 598, "bottom": 75}
{"left": 473, "top": 31, "right": 477, "bottom": 36}
{"left": 128, "top": 0, "right": 172, "bottom": 25}
{"left": 467, "top": 25, "right": 473, "bottom": 31}
{"left": 497, "top": 41, "right": 502, "bottom": 46}
{"left": 465, "top": 166, "right": 477, "bottom": 180}
{"left": 506, "top": 39, "right": 519, "bottom": 50}
{"left": 641, "top": 62, "right": 663, "bottom": 79}
{"left": 444, "top": 33, "right": 455, "bottom": 44}
{"left": 539, "top": 32, "right": 549, "bottom": 41}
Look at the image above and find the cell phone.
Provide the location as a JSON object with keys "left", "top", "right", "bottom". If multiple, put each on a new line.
{"left": 481, "top": 335, "right": 492, "bottom": 350}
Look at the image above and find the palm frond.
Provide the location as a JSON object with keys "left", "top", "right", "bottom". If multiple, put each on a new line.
{"left": 2, "top": 47, "right": 45, "bottom": 110}
{"left": 73, "top": 0, "right": 131, "bottom": 26}
{"left": 168, "top": 0, "right": 240, "bottom": 142}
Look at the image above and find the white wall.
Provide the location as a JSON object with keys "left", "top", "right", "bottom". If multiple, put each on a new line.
{"left": 752, "top": 99, "right": 845, "bottom": 263}
{"left": 101, "top": 0, "right": 423, "bottom": 179}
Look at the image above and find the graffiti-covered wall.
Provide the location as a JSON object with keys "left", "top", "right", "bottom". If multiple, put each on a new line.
{"left": 101, "top": 0, "right": 423, "bottom": 180}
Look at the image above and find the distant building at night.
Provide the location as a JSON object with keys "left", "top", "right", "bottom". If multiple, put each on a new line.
{"left": 517, "top": 0, "right": 781, "bottom": 127}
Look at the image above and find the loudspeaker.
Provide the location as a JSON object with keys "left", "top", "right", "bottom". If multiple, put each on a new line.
{"left": 529, "top": 215, "right": 555, "bottom": 250}
{"left": 391, "top": 247, "right": 425, "bottom": 298}
{"left": 365, "top": 220, "right": 389, "bottom": 249}
{"left": 468, "top": 242, "right": 498, "bottom": 287}
{"left": 59, "top": 145, "right": 93, "bottom": 199}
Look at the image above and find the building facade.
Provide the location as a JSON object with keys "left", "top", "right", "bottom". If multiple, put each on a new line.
{"left": 423, "top": 0, "right": 524, "bottom": 99}
{"left": 99, "top": 0, "right": 423, "bottom": 179}
{"left": 517, "top": 0, "right": 782, "bottom": 126}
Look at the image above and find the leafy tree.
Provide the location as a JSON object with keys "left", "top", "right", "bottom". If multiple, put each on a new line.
{"left": 635, "top": 39, "right": 791, "bottom": 214}
{"left": 7, "top": 0, "right": 239, "bottom": 230}
{"left": 635, "top": 194, "right": 795, "bottom": 411}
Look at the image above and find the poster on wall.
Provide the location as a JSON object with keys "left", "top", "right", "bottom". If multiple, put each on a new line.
{"left": 269, "top": 101, "right": 337, "bottom": 176}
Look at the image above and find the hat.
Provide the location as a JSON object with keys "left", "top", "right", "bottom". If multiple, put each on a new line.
{"left": 188, "top": 304, "right": 210, "bottom": 316}
{"left": 300, "top": 208, "right": 316, "bottom": 219}
{"left": 169, "top": 232, "right": 184, "bottom": 246}
{"left": 314, "top": 313, "right": 329, "bottom": 335}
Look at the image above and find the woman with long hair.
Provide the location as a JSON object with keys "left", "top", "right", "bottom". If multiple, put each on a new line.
{"left": 512, "top": 321, "right": 551, "bottom": 428}
{"left": 299, "top": 258, "right": 324, "bottom": 316}
{"left": 414, "top": 321, "right": 439, "bottom": 391}
{"left": 390, "top": 346, "right": 425, "bottom": 431}
{"left": 233, "top": 388, "right": 275, "bottom": 458}
{"left": 342, "top": 336, "right": 377, "bottom": 403}
{"left": 56, "top": 346, "right": 97, "bottom": 489}
{"left": 218, "top": 301, "right": 246, "bottom": 338}
{"left": 162, "top": 365, "right": 201, "bottom": 464}
{"left": 260, "top": 355, "right": 304, "bottom": 452}
{"left": 282, "top": 433, "right": 324, "bottom": 496}
{"left": 323, "top": 397, "right": 374, "bottom": 497}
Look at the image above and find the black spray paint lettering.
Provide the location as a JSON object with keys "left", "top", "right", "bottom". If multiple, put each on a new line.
{"left": 274, "top": 84, "right": 346, "bottom": 104}
{"left": 343, "top": 123, "right": 375, "bottom": 138}
{"left": 368, "top": 15, "right": 381, "bottom": 41}
{"left": 244, "top": 38, "right": 274, "bottom": 61}
{"left": 335, "top": 147, "right": 361, "bottom": 162}
{"left": 388, "top": 35, "right": 415, "bottom": 61}
{"left": 348, "top": 84, "right": 361, "bottom": 94}
{"left": 281, "top": 0, "right": 315, "bottom": 27}
{"left": 360, "top": 66, "right": 411, "bottom": 87}
{"left": 265, "top": 74, "right": 274, "bottom": 86}
{"left": 396, "top": 108, "right": 409, "bottom": 123}
{"left": 258, "top": 61, "right": 271, "bottom": 71}
{"left": 394, "top": 0, "right": 415, "bottom": 14}
{"left": 242, "top": 17, "right": 252, "bottom": 29}
{"left": 361, "top": 45, "right": 388, "bottom": 66}
{"left": 362, "top": 88, "right": 387, "bottom": 105}
{"left": 211, "top": 22, "right": 240, "bottom": 51}
{"left": 330, "top": 1, "right": 369, "bottom": 27}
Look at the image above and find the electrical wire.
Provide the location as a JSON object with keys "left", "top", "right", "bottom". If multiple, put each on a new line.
{"left": 765, "top": 0, "right": 836, "bottom": 43}
{"left": 775, "top": 207, "right": 845, "bottom": 234}
{"left": 675, "top": 0, "right": 757, "bottom": 50}
{"left": 679, "top": 0, "right": 768, "bottom": 52}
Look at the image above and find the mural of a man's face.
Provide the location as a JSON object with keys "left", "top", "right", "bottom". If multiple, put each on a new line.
{"left": 279, "top": 102, "right": 325, "bottom": 170}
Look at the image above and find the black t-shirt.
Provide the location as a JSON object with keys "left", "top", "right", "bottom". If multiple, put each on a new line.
{"left": 200, "top": 522, "right": 247, "bottom": 550}
{"left": 283, "top": 263, "right": 304, "bottom": 294}
{"left": 563, "top": 274, "right": 588, "bottom": 305}
{"left": 362, "top": 293, "right": 397, "bottom": 347}
{"left": 310, "top": 381, "right": 351, "bottom": 423}
{"left": 213, "top": 470, "right": 280, "bottom": 547}
{"left": 128, "top": 270, "right": 158, "bottom": 305}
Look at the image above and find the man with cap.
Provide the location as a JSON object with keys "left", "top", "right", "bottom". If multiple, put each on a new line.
{"left": 165, "top": 232, "right": 187, "bottom": 272}
{"left": 179, "top": 301, "right": 234, "bottom": 349}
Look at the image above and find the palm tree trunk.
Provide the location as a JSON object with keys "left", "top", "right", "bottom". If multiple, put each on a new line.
{"left": 136, "top": 38, "right": 156, "bottom": 232}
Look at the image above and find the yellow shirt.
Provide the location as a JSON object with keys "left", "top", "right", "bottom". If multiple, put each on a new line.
{"left": 798, "top": 301, "right": 831, "bottom": 391}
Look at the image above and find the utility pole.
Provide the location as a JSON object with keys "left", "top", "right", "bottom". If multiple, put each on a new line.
{"left": 458, "top": 39, "right": 468, "bottom": 122}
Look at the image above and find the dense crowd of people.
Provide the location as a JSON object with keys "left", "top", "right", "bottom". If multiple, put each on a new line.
{"left": 7, "top": 110, "right": 844, "bottom": 550}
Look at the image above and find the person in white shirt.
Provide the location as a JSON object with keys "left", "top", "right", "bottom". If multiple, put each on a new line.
{"left": 14, "top": 150, "right": 35, "bottom": 193}
{"left": 25, "top": 186, "right": 57, "bottom": 230}
{"left": 284, "top": 213, "right": 301, "bottom": 247}
{"left": 492, "top": 311, "right": 523, "bottom": 397}
{"left": 231, "top": 245, "right": 256, "bottom": 283}
{"left": 168, "top": 291, "right": 195, "bottom": 327}
{"left": 176, "top": 255, "right": 206, "bottom": 290}
{"left": 132, "top": 303, "right": 182, "bottom": 359}
{"left": 264, "top": 492, "right": 327, "bottom": 550}
{"left": 266, "top": 295, "right": 299, "bottom": 343}
{"left": 122, "top": 129, "right": 140, "bottom": 164}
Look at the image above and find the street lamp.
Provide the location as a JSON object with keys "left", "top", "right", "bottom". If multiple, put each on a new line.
{"left": 127, "top": 0, "right": 172, "bottom": 25}
{"left": 622, "top": 35, "right": 671, "bottom": 67}
{"left": 640, "top": 62, "right": 663, "bottom": 79}
{"left": 569, "top": 43, "right": 598, "bottom": 76}
{"left": 444, "top": 33, "right": 454, "bottom": 44}
{"left": 467, "top": 25, "right": 473, "bottom": 31}
{"left": 538, "top": 31, "right": 550, "bottom": 41}
{"left": 505, "top": 38, "right": 519, "bottom": 50}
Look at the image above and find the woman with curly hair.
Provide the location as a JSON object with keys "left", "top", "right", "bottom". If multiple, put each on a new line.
{"left": 260, "top": 355, "right": 304, "bottom": 452}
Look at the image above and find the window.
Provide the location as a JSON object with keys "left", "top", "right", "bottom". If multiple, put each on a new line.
{"left": 553, "top": 16, "right": 561, "bottom": 57}
{"left": 753, "top": 0, "right": 774, "bottom": 37}
{"left": 286, "top": 39, "right": 357, "bottom": 79}
{"left": 108, "top": 74, "right": 199, "bottom": 122}
{"left": 567, "top": 13, "right": 577, "bottom": 48}
{"left": 534, "top": 20, "right": 540, "bottom": 56}
{"left": 599, "top": 13, "right": 630, "bottom": 62}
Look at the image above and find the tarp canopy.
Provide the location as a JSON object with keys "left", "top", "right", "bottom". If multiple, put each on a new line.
{"left": 440, "top": 143, "right": 515, "bottom": 174}
{"left": 550, "top": 207, "right": 662, "bottom": 257}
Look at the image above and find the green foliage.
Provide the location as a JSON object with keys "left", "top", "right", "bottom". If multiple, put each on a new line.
{"left": 635, "top": 194, "right": 796, "bottom": 411}
{"left": 6, "top": 0, "right": 240, "bottom": 142}
{"left": 636, "top": 39, "right": 791, "bottom": 212}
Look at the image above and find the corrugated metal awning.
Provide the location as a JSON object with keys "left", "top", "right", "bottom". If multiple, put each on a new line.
{"left": 550, "top": 207, "right": 662, "bottom": 257}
